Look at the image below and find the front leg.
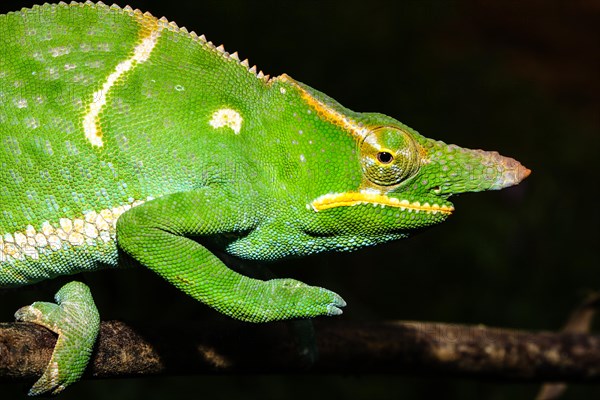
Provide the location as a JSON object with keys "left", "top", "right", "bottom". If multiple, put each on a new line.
{"left": 116, "top": 187, "right": 345, "bottom": 322}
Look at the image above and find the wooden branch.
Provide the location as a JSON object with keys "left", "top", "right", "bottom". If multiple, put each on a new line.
{"left": 537, "top": 292, "right": 600, "bottom": 400}
{"left": 1, "top": 319, "right": 598, "bottom": 383}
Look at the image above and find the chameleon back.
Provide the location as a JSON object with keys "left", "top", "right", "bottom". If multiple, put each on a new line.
{"left": 0, "top": 3, "right": 275, "bottom": 284}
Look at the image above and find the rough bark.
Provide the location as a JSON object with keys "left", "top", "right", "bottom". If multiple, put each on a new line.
{"left": 1, "top": 319, "right": 598, "bottom": 383}
{"left": 536, "top": 293, "right": 600, "bottom": 400}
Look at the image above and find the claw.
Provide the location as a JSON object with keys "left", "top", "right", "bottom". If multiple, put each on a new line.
{"left": 335, "top": 296, "right": 347, "bottom": 308}
{"left": 327, "top": 305, "right": 344, "bottom": 316}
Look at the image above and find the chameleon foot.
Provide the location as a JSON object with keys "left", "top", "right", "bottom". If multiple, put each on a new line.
{"left": 260, "top": 278, "right": 346, "bottom": 320}
{"left": 14, "top": 281, "right": 100, "bottom": 396}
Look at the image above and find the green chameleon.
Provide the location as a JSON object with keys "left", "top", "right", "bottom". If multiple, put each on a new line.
{"left": 0, "top": 1, "right": 530, "bottom": 395}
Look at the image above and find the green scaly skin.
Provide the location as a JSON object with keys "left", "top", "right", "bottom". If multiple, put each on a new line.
{"left": 0, "top": 2, "right": 530, "bottom": 395}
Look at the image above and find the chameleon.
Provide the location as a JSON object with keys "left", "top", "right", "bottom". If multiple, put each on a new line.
{"left": 0, "top": 1, "right": 530, "bottom": 396}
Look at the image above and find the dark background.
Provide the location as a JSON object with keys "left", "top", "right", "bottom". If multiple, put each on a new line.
{"left": 1, "top": 0, "right": 598, "bottom": 399}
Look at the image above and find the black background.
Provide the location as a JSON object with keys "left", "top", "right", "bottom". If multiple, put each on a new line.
{"left": 1, "top": 1, "right": 598, "bottom": 399}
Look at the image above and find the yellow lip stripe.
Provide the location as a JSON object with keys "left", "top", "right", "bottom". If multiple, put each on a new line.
{"left": 310, "top": 192, "right": 454, "bottom": 214}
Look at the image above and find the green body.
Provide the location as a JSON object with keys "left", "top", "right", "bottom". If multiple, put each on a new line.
{"left": 0, "top": 2, "right": 529, "bottom": 395}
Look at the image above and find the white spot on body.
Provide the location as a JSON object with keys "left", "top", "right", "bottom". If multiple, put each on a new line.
{"left": 59, "top": 218, "right": 73, "bottom": 234}
{"left": 0, "top": 197, "right": 153, "bottom": 262}
{"left": 49, "top": 361, "right": 60, "bottom": 385}
{"left": 69, "top": 232, "right": 85, "bottom": 246}
{"left": 14, "top": 98, "right": 28, "bottom": 109}
{"left": 209, "top": 108, "right": 243, "bottom": 134}
{"left": 24, "top": 117, "right": 39, "bottom": 129}
{"left": 48, "top": 235, "right": 61, "bottom": 251}
{"left": 46, "top": 67, "right": 59, "bottom": 80}
{"left": 25, "top": 225, "right": 36, "bottom": 237}
{"left": 14, "top": 233, "right": 27, "bottom": 247}
{"left": 49, "top": 46, "right": 70, "bottom": 57}
{"left": 360, "top": 187, "right": 383, "bottom": 195}
{"left": 84, "top": 223, "right": 99, "bottom": 239}
{"left": 83, "top": 26, "right": 163, "bottom": 147}
{"left": 35, "top": 233, "right": 48, "bottom": 247}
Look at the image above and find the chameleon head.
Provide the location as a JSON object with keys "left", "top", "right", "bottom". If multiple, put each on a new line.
{"left": 309, "top": 124, "right": 530, "bottom": 234}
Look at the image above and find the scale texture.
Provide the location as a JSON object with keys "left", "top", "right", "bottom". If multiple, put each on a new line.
{"left": 0, "top": 2, "right": 529, "bottom": 395}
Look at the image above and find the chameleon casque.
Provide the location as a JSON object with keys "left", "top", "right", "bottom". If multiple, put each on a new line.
{"left": 0, "top": 1, "right": 530, "bottom": 395}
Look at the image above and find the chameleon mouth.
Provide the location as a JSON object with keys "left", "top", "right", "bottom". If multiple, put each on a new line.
{"left": 309, "top": 192, "right": 454, "bottom": 214}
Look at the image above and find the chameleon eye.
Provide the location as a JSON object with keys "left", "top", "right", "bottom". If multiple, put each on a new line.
{"left": 360, "top": 126, "right": 421, "bottom": 186}
{"left": 377, "top": 151, "right": 394, "bottom": 164}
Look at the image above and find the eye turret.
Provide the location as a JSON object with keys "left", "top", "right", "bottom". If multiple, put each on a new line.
{"left": 360, "top": 126, "right": 420, "bottom": 186}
